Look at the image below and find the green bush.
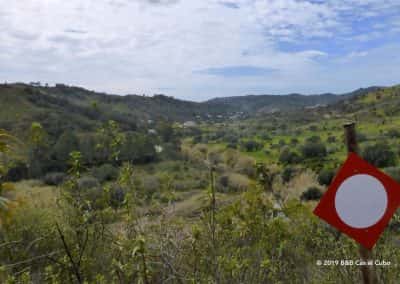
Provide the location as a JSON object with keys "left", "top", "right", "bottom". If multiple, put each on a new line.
{"left": 109, "top": 184, "right": 125, "bottom": 209}
{"left": 309, "top": 125, "right": 318, "bottom": 131}
{"left": 306, "top": 135, "right": 321, "bottom": 143}
{"left": 317, "top": 168, "right": 335, "bottom": 186}
{"left": 279, "top": 147, "right": 301, "bottom": 164}
{"left": 326, "top": 136, "right": 336, "bottom": 143}
{"left": 281, "top": 166, "right": 295, "bottom": 183}
{"left": 141, "top": 176, "right": 160, "bottom": 199}
{"left": 362, "top": 143, "right": 396, "bottom": 167}
{"left": 43, "top": 172, "right": 67, "bottom": 186}
{"left": 234, "top": 156, "right": 256, "bottom": 178}
{"left": 301, "top": 142, "right": 327, "bottom": 159}
{"left": 91, "top": 164, "right": 118, "bottom": 183}
{"left": 241, "top": 140, "right": 263, "bottom": 152}
{"left": 77, "top": 176, "right": 100, "bottom": 190}
{"left": 300, "top": 186, "right": 323, "bottom": 201}
{"left": 217, "top": 173, "right": 250, "bottom": 192}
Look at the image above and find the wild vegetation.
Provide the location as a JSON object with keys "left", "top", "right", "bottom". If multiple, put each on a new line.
{"left": 1, "top": 84, "right": 400, "bottom": 283}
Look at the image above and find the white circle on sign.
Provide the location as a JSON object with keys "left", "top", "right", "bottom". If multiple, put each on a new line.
{"left": 334, "top": 174, "right": 388, "bottom": 229}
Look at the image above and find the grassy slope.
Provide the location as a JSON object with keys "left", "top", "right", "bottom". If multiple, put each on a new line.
{"left": 200, "top": 85, "right": 400, "bottom": 170}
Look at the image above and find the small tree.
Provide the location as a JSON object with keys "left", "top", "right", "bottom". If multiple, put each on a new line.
{"left": 300, "top": 187, "right": 322, "bottom": 201}
{"left": 301, "top": 141, "right": 327, "bottom": 159}
{"left": 241, "top": 140, "right": 263, "bottom": 152}
{"left": 96, "top": 120, "right": 125, "bottom": 164}
{"left": 28, "top": 122, "right": 49, "bottom": 177}
{"left": 279, "top": 147, "right": 301, "bottom": 164}
{"left": 362, "top": 143, "right": 396, "bottom": 167}
{"left": 317, "top": 168, "right": 335, "bottom": 186}
{"left": 52, "top": 130, "right": 80, "bottom": 170}
{"left": 326, "top": 136, "right": 336, "bottom": 143}
{"left": 281, "top": 166, "right": 295, "bottom": 183}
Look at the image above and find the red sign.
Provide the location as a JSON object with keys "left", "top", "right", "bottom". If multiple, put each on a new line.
{"left": 314, "top": 153, "right": 400, "bottom": 249}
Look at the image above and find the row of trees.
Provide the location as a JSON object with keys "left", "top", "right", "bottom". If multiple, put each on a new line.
{"left": 5, "top": 120, "right": 182, "bottom": 181}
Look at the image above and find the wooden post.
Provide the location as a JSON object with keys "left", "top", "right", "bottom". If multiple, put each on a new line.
{"left": 343, "top": 122, "right": 378, "bottom": 284}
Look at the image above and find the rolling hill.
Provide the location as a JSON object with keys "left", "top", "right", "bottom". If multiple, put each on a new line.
{"left": 0, "top": 82, "right": 387, "bottom": 135}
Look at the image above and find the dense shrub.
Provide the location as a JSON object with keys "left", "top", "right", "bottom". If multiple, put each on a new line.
{"left": 224, "top": 133, "right": 239, "bottom": 144}
{"left": 260, "top": 133, "right": 270, "bottom": 140}
{"left": 300, "top": 186, "right": 323, "bottom": 201}
{"left": 43, "top": 172, "right": 67, "bottom": 186}
{"left": 226, "top": 142, "right": 237, "bottom": 149}
{"left": 241, "top": 140, "right": 263, "bottom": 152}
{"left": 4, "top": 162, "right": 28, "bottom": 182}
{"left": 301, "top": 142, "right": 327, "bottom": 159}
{"left": 317, "top": 168, "right": 335, "bottom": 186}
{"left": 217, "top": 173, "right": 250, "bottom": 192}
{"left": 91, "top": 164, "right": 118, "bottom": 183}
{"left": 109, "top": 184, "right": 125, "bottom": 209}
{"left": 208, "top": 151, "right": 223, "bottom": 165}
{"left": 77, "top": 176, "right": 100, "bottom": 190}
{"left": 279, "top": 147, "right": 301, "bottom": 164}
{"left": 51, "top": 130, "right": 80, "bottom": 170}
{"left": 76, "top": 176, "right": 104, "bottom": 209}
{"left": 281, "top": 166, "right": 295, "bottom": 183}
{"left": 326, "top": 136, "right": 336, "bottom": 143}
{"left": 386, "top": 128, "right": 400, "bottom": 138}
{"left": 234, "top": 156, "right": 256, "bottom": 178}
{"left": 306, "top": 135, "right": 321, "bottom": 143}
{"left": 141, "top": 176, "right": 160, "bottom": 198}
{"left": 362, "top": 143, "right": 396, "bottom": 167}
{"left": 193, "top": 135, "right": 202, "bottom": 144}
{"left": 159, "top": 142, "right": 182, "bottom": 160}
{"left": 309, "top": 125, "right": 318, "bottom": 131}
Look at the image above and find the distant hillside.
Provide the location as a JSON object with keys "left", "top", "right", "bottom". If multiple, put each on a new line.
{"left": 205, "top": 87, "right": 381, "bottom": 114}
{"left": 0, "top": 83, "right": 220, "bottom": 134}
{"left": 0, "top": 83, "right": 385, "bottom": 135}
{"left": 329, "top": 85, "right": 400, "bottom": 119}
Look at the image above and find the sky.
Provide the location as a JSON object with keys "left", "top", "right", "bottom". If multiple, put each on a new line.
{"left": 1, "top": 0, "right": 400, "bottom": 101}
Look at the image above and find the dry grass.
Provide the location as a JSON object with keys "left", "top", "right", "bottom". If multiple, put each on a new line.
{"left": 13, "top": 180, "right": 59, "bottom": 209}
{"left": 277, "top": 169, "right": 320, "bottom": 202}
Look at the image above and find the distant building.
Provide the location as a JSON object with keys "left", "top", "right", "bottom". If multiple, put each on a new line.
{"left": 305, "top": 104, "right": 327, "bottom": 110}
{"left": 183, "top": 121, "right": 197, "bottom": 128}
{"left": 29, "top": 81, "right": 41, "bottom": 87}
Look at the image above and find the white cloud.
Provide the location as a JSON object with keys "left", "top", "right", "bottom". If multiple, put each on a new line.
{"left": 252, "top": 0, "right": 338, "bottom": 40}
{"left": 347, "top": 51, "right": 369, "bottom": 58}
{"left": 0, "top": 0, "right": 399, "bottom": 100}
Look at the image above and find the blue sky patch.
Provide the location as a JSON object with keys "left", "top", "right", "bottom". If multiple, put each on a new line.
{"left": 219, "top": 1, "right": 240, "bottom": 9}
